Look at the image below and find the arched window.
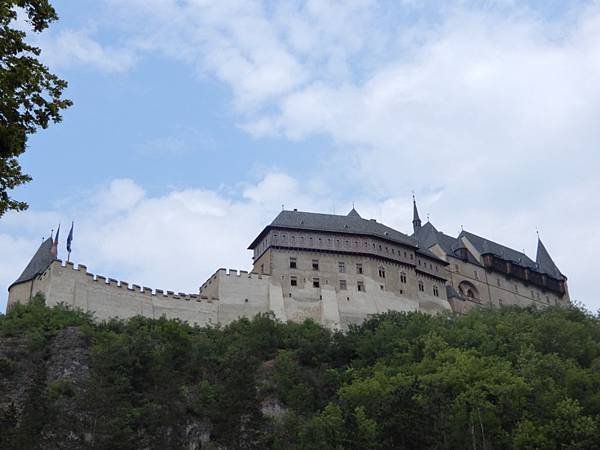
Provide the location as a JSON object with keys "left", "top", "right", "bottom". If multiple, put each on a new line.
{"left": 458, "top": 281, "right": 479, "bottom": 300}
{"left": 418, "top": 281, "right": 424, "bottom": 292}
{"left": 433, "top": 285, "right": 439, "bottom": 297}
{"left": 400, "top": 272, "right": 407, "bottom": 284}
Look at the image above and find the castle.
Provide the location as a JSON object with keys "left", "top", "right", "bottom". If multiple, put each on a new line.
{"left": 7, "top": 200, "right": 570, "bottom": 329}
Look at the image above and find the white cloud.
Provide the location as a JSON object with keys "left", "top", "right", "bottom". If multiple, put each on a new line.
{"left": 37, "top": 29, "right": 136, "bottom": 73}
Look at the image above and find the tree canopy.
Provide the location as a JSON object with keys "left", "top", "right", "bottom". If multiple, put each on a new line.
{"left": 1, "top": 298, "right": 599, "bottom": 449}
{"left": 0, "top": 0, "right": 72, "bottom": 216}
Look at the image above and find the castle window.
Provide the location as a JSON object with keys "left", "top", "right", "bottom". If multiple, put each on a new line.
{"left": 312, "top": 259, "right": 319, "bottom": 270}
{"left": 291, "top": 276, "right": 297, "bottom": 287}
{"left": 433, "top": 285, "right": 439, "bottom": 297}
{"left": 313, "top": 278, "right": 320, "bottom": 288}
{"left": 357, "top": 281, "right": 365, "bottom": 292}
{"left": 340, "top": 280, "right": 347, "bottom": 290}
{"left": 400, "top": 272, "right": 407, "bottom": 283}
{"left": 418, "top": 281, "right": 424, "bottom": 292}
{"left": 410, "top": 254, "right": 414, "bottom": 260}
{"left": 289, "top": 257, "right": 297, "bottom": 269}
{"left": 400, "top": 289, "right": 404, "bottom": 294}
{"left": 385, "top": 247, "right": 389, "bottom": 253}
{"left": 338, "top": 261, "right": 346, "bottom": 273}
{"left": 379, "top": 245, "right": 382, "bottom": 250}
{"left": 378, "top": 266, "right": 386, "bottom": 278}
{"left": 380, "top": 285, "right": 384, "bottom": 290}
{"left": 356, "top": 263, "right": 363, "bottom": 274}
{"left": 404, "top": 251, "right": 407, "bottom": 258}
{"left": 418, "top": 259, "right": 421, "bottom": 266}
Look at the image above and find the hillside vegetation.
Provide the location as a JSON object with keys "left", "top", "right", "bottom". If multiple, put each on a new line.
{"left": 1, "top": 295, "right": 599, "bottom": 449}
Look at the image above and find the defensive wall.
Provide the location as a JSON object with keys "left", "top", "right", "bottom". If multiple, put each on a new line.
{"left": 9, "top": 259, "right": 451, "bottom": 330}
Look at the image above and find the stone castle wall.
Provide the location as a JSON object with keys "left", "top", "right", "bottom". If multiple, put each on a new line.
{"left": 8, "top": 261, "right": 219, "bottom": 326}
{"left": 8, "top": 258, "right": 451, "bottom": 330}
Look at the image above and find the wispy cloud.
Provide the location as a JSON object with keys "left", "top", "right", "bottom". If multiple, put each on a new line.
{"left": 37, "top": 28, "right": 136, "bottom": 73}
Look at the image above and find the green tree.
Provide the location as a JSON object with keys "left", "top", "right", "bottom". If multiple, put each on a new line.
{"left": 1, "top": 0, "right": 72, "bottom": 216}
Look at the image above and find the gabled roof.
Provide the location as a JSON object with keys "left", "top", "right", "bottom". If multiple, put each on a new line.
{"left": 9, "top": 238, "right": 55, "bottom": 289}
{"left": 536, "top": 238, "right": 565, "bottom": 280}
{"left": 413, "top": 222, "right": 459, "bottom": 254}
{"left": 459, "top": 230, "right": 538, "bottom": 270}
{"left": 249, "top": 209, "right": 418, "bottom": 249}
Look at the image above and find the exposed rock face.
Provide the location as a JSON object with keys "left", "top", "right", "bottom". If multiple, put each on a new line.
{"left": 0, "top": 327, "right": 93, "bottom": 450}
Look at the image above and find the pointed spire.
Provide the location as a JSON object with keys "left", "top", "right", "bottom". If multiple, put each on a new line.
{"left": 412, "top": 194, "right": 422, "bottom": 232}
{"left": 536, "top": 236, "right": 563, "bottom": 279}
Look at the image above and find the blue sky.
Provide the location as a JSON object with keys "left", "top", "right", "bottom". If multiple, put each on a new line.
{"left": 2, "top": 0, "right": 599, "bottom": 312}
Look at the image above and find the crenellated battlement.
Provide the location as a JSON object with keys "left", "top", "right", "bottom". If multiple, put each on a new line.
{"left": 51, "top": 259, "right": 207, "bottom": 304}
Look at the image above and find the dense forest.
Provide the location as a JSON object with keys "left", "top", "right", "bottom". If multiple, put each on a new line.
{"left": 1, "top": 296, "right": 599, "bottom": 449}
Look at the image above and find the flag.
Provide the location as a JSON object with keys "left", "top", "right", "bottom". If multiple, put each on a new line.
{"left": 51, "top": 224, "right": 60, "bottom": 257}
{"left": 67, "top": 222, "right": 74, "bottom": 253}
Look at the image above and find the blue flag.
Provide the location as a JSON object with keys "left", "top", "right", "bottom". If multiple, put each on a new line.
{"left": 67, "top": 222, "right": 74, "bottom": 253}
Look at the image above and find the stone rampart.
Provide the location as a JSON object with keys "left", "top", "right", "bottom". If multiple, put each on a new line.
{"left": 8, "top": 260, "right": 219, "bottom": 326}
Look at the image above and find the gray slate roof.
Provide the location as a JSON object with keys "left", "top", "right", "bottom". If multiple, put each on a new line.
{"left": 536, "top": 238, "right": 565, "bottom": 280}
{"left": 249, "top": 209, "right": 446, "bottom": 263}
{"left": 413, "top": 222, "right": 456, "bottom": 254}
{"left": 251, "top": 209, "right": 417, "bottom": 248}
{"left": 413, "top": 223, "right": 481, "bottom": 266}
{"left": 9, "top": 238, "right": 55, "bottom": 289}
{"left": 459, "top": 230, "right": 538, "bottom": 269}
